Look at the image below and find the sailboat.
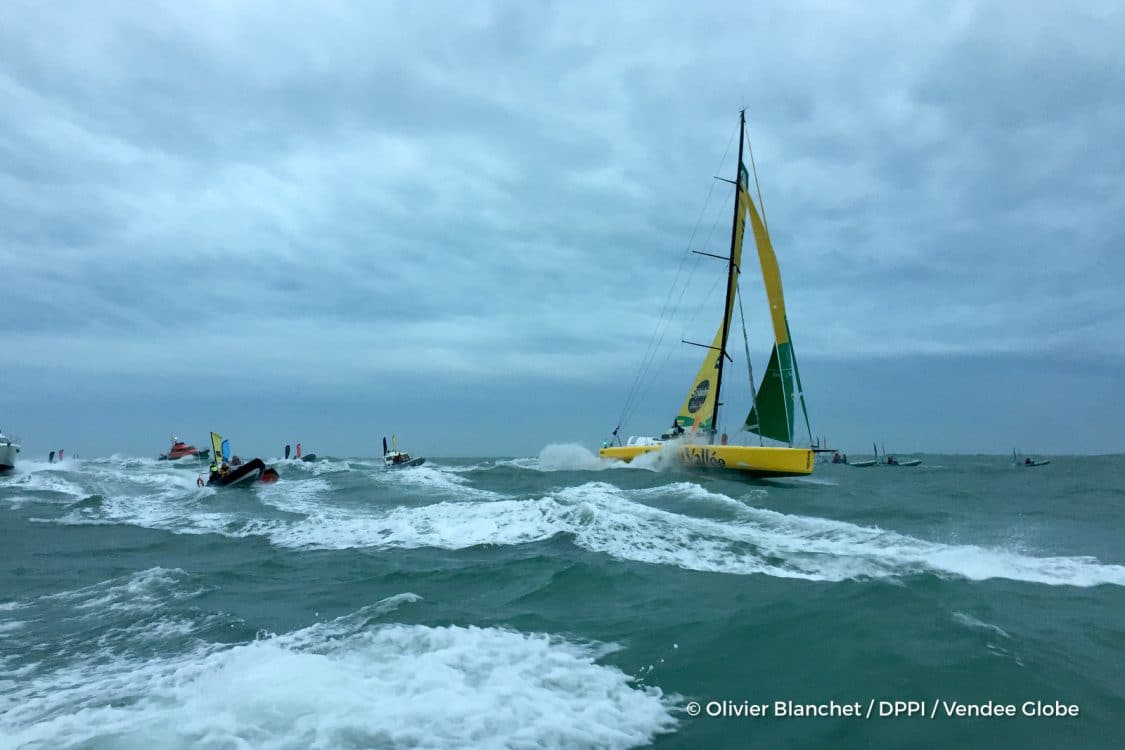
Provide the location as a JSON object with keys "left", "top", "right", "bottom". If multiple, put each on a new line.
{"left": 1013, "top": 449, "right": 1049, "bottom": 467}
{"left": 877, "top": 442, "right": 922, "bottom": 467}
{"left": 599, "top": 109, "right": 815, "bottom": 478}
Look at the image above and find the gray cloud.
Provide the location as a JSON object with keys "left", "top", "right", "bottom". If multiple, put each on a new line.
{"left": 2, "top": 0, "right": 1123, "bottom": 454}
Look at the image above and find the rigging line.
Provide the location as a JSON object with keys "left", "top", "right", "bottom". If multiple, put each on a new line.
{"left": 623, "top": 124, "right": 743, "bottom": 430}
{"left": 737, "top": 285, "right": 763, "bottom": 445}
{"left": 785, "top": 317, "right": 815, "bottom": 446}
{"left": 744, "top": 123, "right": 769, "bottom": 234}
{"left": 625, "top": 260, "right": 726, "bottom": 430}
{"left": 695, "top": 186, "right": 733, "bottom": 273}
{"left": 612, "top": 121, "right": 739, "bottom": 434}
{"left": 613, "top": 166, "right": 732, "bottom": 434}
{"left": 626, "top": 328, "right": 685, "bottom": 430}
{"left": 683, "top": 269, "right": 725, "bottom": 330}
{"left": 621, "top": 248, "right": 720, "bottom": 429}
{"left": 622, "top": 124, "right": 737, "bottom": 403}
{"left": 617, "top": 252, "right": 703, "bottom": 428}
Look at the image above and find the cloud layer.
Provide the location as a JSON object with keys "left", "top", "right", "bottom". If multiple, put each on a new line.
{"left": 2, "top": 1, "right": 1123, "bottom": 453}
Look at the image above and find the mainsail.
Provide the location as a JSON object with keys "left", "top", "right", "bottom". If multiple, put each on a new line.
{"left": 674, "top": 163, "right": 751, "bottom": 434}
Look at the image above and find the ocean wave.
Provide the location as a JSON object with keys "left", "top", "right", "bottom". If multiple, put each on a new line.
{"left": 0, "top": 593, "right": 676, "bottom": 750}
{"left": 11, "top": 461, "right": 1125, "bottom": 589}
{"left": 265, "top": 481, "right": 1125, "bottom": 588}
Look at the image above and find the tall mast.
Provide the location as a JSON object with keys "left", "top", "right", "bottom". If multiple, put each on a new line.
{"left": 709, "top": 109, "right": 746, "bottom": 444}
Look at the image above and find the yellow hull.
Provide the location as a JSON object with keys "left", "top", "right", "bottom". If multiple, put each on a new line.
{"left": 599, "top": 444, "right": 814, "bottom": 478}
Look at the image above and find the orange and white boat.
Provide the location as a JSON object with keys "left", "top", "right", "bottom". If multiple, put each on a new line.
{"left": 158, "top": 436, "right": 210, "bottom": 461}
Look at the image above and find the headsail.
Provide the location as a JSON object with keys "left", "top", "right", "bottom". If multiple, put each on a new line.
{"left": 742, "top": 167, "right": 808, "bottom": 444}
{"left": 745, "top": 343, "right": 795, "bottom": 443}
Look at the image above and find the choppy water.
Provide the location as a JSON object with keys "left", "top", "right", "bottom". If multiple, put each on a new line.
{"left": 2, "top": 447, "right": 1123, "bottom": 749}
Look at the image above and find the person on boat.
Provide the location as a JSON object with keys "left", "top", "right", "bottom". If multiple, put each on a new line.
{"left": 296, "top": 443, "right": 302, "bottom": 459}
{"left": 832, "top": 452, "right": 841, "bottom": 464}
{"left": 886, "top": 455, "right": 897, "bottom": 465}
{"left": 720, "top": 432, "right": 729, "bottom": 445}
{"left": 842, "top": 454, "right": 848, "bottom": 464}
{"left": 1025, "top": 457, "right": 1033, "bottom": 465}
{"left": 231, "top": 455, "right": 243, "bottom": 466}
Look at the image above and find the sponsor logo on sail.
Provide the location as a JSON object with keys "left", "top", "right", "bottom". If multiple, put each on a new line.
{"left": 687, "top": 380, "right": 710, "bottom": 413}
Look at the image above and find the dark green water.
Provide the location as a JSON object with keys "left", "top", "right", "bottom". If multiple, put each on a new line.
{"left": 2, "top": 447, "right": 1123, "bottom": 749}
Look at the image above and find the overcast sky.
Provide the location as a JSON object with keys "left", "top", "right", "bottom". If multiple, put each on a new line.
{"left": 2, "top": 0, "right": 1123, "bottom": 458}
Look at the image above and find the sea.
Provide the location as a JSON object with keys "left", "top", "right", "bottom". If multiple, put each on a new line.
{"left": 2, "top": 446, "right": 1123, "bottom": 749}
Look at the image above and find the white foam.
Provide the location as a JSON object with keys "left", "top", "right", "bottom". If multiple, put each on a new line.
{"left": 0, "top": 466, "right": 87, "bottom": 501}
{"left": 501, "top": 443, "right": 668, "bottom": 472}
{"left": 0, "top": 620, "right": 26, "bottom": 636}
{"left": 269, "top": 481, "right": 1125, "bottom": 587}
{"left": 376, "top": 465, "right": 510, "bottom": 505}
{"left": 12, "top": 459, "right": 1124, "bottom": 589}
{"left": 41, "top": 567, "right": 206, "bottom": 614}
{"left": 256, "top": 478, "right": 333, "bottom": 513}
{"left": 537, "top": 443, "right": 614, "bottom": 471}
{"left": 952, "top": 611, "right": 1012, "bottom": 639}
{"left": 269, "top": 496, "right": 564, "bottom": 551}
{"left": 1, "top": 595, "right": 677, "bottom": 750}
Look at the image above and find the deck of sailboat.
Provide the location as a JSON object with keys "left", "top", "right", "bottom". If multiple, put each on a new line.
{"left": 599, "top": 443, "right": 814, "bottom": 477}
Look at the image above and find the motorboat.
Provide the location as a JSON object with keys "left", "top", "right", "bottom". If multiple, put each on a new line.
{"left": 159, "top": 436, "right": 210, "bottom": 461}
{"left": 202, "top": 432, "right": 279, "bottom": 487}
{"left": 0, "top": 430, "right": 19, "bottom": 473}
{"left": 206, "top": 458, "right": 279, "bottom": 487}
